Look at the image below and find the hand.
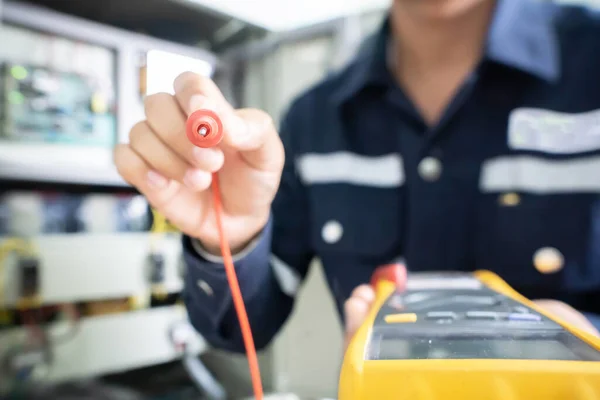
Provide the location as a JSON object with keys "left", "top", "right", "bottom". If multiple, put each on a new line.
{"left": 343, "top": 284, "right": 376, "bottom": 351}
{"left": 342, "top": 290, "right": 599, "bottom": 352}
{"left": 532, "top": 299, "right": 599, "bottom": 336}
{"left": 114, "top": 72, "right": 284, "bottom": 253}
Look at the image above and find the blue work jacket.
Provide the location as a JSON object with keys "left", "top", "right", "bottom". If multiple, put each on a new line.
{"left": 182, "top": 0, "right": 600, "bottom": 353}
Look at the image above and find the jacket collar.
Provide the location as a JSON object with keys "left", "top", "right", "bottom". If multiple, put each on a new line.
{"left": 332, "top": 0, "right": 561, "bottom": 106}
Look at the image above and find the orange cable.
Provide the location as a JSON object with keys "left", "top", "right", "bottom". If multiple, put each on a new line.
{"left": 211, "top": 173, "right": 264, "bottom": 400}
{"left": 186, "top": 109, "right": 264, "bottom": 400}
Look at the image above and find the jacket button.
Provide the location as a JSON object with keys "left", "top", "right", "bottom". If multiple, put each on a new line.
{"left": 533, "top": 247, "right": 564, "bottom": 274}
{"left": 499, "top": 192, "right": 521, "bottom": 207}
{"left": 197, "top": 280, "right": 214, "bottom": 296}
{"left": 418, "top": 157, "right": 442, "bottom": 182}
{"left": 322, "top": 220, "right": 343, "bottom": 244}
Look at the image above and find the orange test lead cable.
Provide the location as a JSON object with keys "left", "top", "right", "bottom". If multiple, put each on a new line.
{"left": 186, "top": 109, "right": 264, "bottom": 400}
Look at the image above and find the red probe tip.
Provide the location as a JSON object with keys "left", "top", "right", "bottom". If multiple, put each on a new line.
{"left": 370, "top": 263, "right": 407, "bottom": 291}
{"left": 186, "top": 109, "right": 224, "bottom": 148}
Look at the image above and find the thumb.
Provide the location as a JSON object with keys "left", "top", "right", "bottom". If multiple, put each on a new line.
{"left": 230, "top": 108, "right": 284, "bottom": 172}
{"left": 344, "top": 285, "right": 375, "bottom": 350}
{"left": 533, "top": 300, "right": 600, "bottom": 337}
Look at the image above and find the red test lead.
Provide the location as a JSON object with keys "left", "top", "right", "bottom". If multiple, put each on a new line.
{"left": 185, "top": 109, "right": 264, "bottom": 400}
{"left": 185, "top": 109, "right": 224, "bottom": 148}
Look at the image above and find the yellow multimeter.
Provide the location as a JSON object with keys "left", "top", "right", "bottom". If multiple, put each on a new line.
{"left": 339, "top": 264, "right": 600, "bottom": 400}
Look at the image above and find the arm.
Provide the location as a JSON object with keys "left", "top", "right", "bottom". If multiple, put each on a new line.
{"left": 182, "top": 106, "right": 315, "bottom": 353}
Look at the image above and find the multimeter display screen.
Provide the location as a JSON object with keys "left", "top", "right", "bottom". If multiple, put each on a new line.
{"left": 368, "top": 331, "right": 600, "bottom": 361}
{"left": 367, "top": 277, "right": 600, "bottom": 362}
{"left": 375, "top": 337, "right": 576, "bottom": 361}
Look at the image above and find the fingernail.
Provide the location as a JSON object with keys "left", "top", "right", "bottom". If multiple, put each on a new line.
{"left": 192, "top": 147, "right": 223, "bottom": 170}
{"left": 183, "top": 169, "right": 210, "bottom": 190}
{"left": 173, "top": 73, "right": 190, "bottom": 93}
{"left": 147, "top": 170, "right": 168, "bottom": 189}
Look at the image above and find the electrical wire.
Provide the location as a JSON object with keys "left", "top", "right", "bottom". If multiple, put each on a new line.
{"left": 186, "top": 109, "right": 264, "bottom": 400}
{"left": 210, "top": 173, "right": 263, "bottom": 399}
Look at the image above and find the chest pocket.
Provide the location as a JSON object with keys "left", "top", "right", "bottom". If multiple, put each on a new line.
{"left": 475, "top": 154, "right": 600, "bottom": 293}
{"left": 308, "top": 185, "right": 404, "bottom": 268}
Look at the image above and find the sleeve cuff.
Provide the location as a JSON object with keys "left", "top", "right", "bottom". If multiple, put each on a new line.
{"left": 182, "top": 215, "right": 274, "bottom": 327}
{"left": 190, "top": 232, "right": 263, "bottom": 264}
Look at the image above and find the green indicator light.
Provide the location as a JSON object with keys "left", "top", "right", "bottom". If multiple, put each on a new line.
{"left": 10, "top": 65, "right": 28, "bottom": 80}
{"left": 8, "top": 91, "right": 24, "bottom": 104}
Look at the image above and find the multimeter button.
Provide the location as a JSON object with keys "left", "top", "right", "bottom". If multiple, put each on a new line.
{"left": 452, "top": 295, "right": 499, "bottom": 306}
{"left": 387, "top": 295, "right": 404, "bottom": 310}
{"left": 384, "top": 313, "right": 417, "bottom": 324}
{"left": 507, "top": 313, "right": 542, "bottom": 322}
{"left": 466, "top": 311, "right": 501, "bottom": 320}
{"left": 513, "top": 306, "right": 530, "bottom": 314}
{"left": 426, "top": 311, "right": 457, "bottom": 321}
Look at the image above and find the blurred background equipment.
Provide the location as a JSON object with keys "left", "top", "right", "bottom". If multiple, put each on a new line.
{"left": 0, "top": 190, "right": 213, "bottom": 396}
{"left": 0, "top": 0, "right": 391, "bottom": 396}
{"left": 0, "top": 0, "right": 228, "bottom": 398}
{"left": 0, "top": 0, "right": 219, "bottom": 186}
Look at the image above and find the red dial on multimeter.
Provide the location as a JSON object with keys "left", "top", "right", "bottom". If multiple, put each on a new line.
{"left": 370, "top": 263, "right": 407, "bottom": 291}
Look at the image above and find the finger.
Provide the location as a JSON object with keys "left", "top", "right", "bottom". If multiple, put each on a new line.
{"left": 350, "top": 284, "right": 376, "bottom": 304}
{"left": 129, "top": 121, "right": 212, "bottom": 192}
{"left": 143, "top": 92, "right": 225, "bottom": 173}
{"left": 173, "top": 71, "right": 231, "bottom": 115}
{"left": 172, "top": 72, "right": 274, "bottom": 156}
{"left": 114, "top": 144, "right": 179, "bottom": 208}
{"left": 114, "top": 144, "right": 211, "bottom": 234}
{"left": 533, "top": 300, "right": 599, "bottom": 336}
{"left": 129, "top": 122, "right": 202, "bottom": 190}
{"left": 344, "top": 295, "right": 372, "bottom": 339}
{"left": 233, "top": 108, "right": 284, "bottom": 171}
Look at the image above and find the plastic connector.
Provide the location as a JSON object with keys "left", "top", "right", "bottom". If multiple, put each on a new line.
{"left": 148, "top": 252, "right": 168, "bottom": 300}
{"left": 148, "top": 252, "right": 165, "bottom": 284}
{"left": 185, "top": 109, "right": 224, "bottom": 148}
{"left": 18, "top": 257, "right": 40, "bottom": 299}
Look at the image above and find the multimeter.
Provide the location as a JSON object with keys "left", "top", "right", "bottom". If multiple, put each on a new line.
{"left": 339, "top": 264, "right": 600, "bottom": 400}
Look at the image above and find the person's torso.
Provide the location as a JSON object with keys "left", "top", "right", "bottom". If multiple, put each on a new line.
{"left": 290, "top": 3, "right": 600, "bottom": 317}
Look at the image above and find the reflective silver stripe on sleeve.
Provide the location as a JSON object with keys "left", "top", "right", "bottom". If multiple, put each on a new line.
{"left": 270, "top": 254, "right": 301, "bottom": 297}
{"left": 480, "top": 155, "right": 600, "bottom": 193}
{"left": 296, "top": 152, "right": 404, "bottom": 187}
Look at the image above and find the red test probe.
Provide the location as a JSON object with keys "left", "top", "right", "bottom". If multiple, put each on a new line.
{"left": 185, "top": 109, "right": 263, "bottom": 400}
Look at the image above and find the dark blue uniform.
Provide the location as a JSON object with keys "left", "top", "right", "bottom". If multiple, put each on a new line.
{"left": 183, "top": 0, "right": 600, "bottom": 353}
